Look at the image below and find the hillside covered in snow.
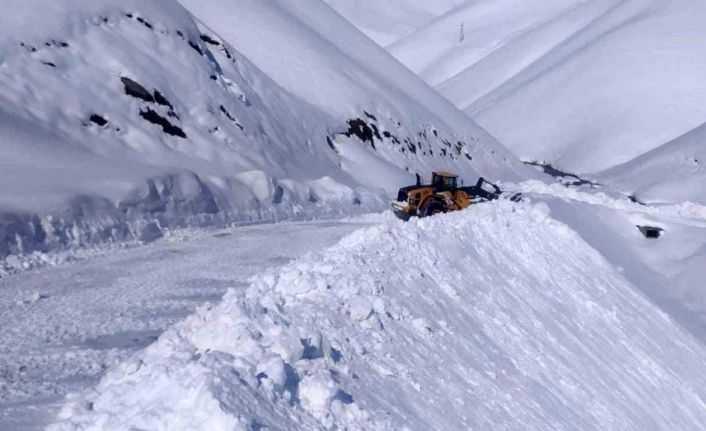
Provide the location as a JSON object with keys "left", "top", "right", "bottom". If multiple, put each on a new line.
{"left": 603, "top": 122, "right": 706, "bottom": 205}
{"left": 0, "top": 0, "right": 525, "bottom": 259}
{"left": 3, "top": 1, "right": 706, "bottom": 430}
{"left": 372, "top": 0, "right": 706, "bottom": 191}
{"left": 323, "top": 0, "right": 463, "bottom": 47}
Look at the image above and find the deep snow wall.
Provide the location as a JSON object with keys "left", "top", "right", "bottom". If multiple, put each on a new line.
{"left": 52, "top": 202, "right": 706, "bottom": 430}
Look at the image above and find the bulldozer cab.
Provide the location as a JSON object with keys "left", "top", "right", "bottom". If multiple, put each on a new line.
{"left": 432, "top": 172, "right": 458, "bottom": 191}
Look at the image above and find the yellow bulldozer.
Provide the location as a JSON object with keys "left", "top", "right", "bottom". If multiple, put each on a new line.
{"left": 391, "top": 171, "right": 502, "bottom": 221}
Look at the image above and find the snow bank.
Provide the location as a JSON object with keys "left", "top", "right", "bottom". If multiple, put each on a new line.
{"left": 52, "top": 201, "right": 706, "bottom": 430}
{"left": 512, "top": 179, "right": 706, "bottom": 341}
{"left": 513, "top": 180, "right": 706, "bottom": 223}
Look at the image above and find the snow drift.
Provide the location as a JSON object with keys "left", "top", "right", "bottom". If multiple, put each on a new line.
{"left": 513, "top": 180, "right": 706, "bottom": 341}
{"left": 52, "top": 201, "right": 706, "bottom": 430}
{"left": 0, "top": 0, "right": 525, "bottom": 259}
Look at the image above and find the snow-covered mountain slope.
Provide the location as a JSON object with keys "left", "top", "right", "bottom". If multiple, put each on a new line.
{"left": 0, "top": 0, "right": 526, "bottom": 259}
{"left": 323, "top": 0, "right": 463, "bottom": 46}
{"left": 51, "top": 202, "right": 706, "bottom": 430}
{"left": 386, "top": 0, "right": 706, "bottom": 175}
{"left": 602, "top": 122, "right": 706, "bottom": 205}
{"left": 180, "top": 0, "right": 521, "bottom": 183}
{"left": 388, "top": 0, "right": 586, "bottom": 88}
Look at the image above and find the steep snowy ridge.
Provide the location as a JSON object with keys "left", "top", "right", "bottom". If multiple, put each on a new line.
{"left": 52, "top": 202, "right": 706, "bottom": 430}
{"left": 323, "top": 0, "right": 463, "bottom": 47}
{"left": 385, "top": 0, "right": 706, "bottom": 176}
{"left": 0, "top": 0, "right": 349, "bottom": 257}
{"left": 0, "top": 0, "right": 526, "bottom": 260}
{"left": 389, "top": 0, "right": 589, "bottom": 88}
{"left": 181, "top": 0, "right": 516, "bottom": 165}
{"left": 602, "top": 122, "right": 706, "bottom": 205}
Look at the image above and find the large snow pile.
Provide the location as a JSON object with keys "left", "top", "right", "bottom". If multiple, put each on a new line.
{"left": 513, "top": 180, "right": 706, "bottom": 340}
{"left": 385, "top": 0, "right": 706, "bottom": 176}
{"left": 52, "top": 201, "right": 706, "bottom": 430}
{"left": 0, "top": 0, "right": 525, "bottom": 259}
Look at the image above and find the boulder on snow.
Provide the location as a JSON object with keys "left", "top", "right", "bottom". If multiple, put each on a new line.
{"left": 139, "top": 221, "right": 163, "bottom": 243}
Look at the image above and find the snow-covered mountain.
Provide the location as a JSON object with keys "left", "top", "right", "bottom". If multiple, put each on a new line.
{"left": 180, "top": 0, "right": 521, "bottom": 184}
{"left": 4, "top": 2, "right": 706, "bottom": 431}
{"left": 0, "top": 0, "right": 525, "bottom": 258}
{"left": 323, "top": 0, "right": 463, "bottom": 46}
{"left": 602, "top": 122, "right": 706, "bottom": 205}
{"left": 384, "top": 0, "right": 706, "bottom": 177}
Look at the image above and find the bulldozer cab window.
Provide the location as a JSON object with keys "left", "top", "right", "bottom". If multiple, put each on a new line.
{"left": 433, "top": 174, "right": 456, "bottom": 191}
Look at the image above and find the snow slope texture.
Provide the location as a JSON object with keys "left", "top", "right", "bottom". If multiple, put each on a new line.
{"left": 52, "top": 202, "right": 706, "bottom": 430}
{"left": 511, "top": 179, "right": 706, "bottom": 341}
{"left": 0, "top": 0, "right": 526, "bottom": 259}
{"left": 181, "top": 0, "right": 519, "bottom": 175}
{"left": 323, "top": 0, "right": 463, "bottom": 47}
{"left": 602, "top": 121, "right": 706, "bottom": 205}
{"left": 387, "top": 0, "right": 706, "bottom": 174}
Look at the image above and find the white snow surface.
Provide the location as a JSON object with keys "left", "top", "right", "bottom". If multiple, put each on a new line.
{"left": 4, "top": 2, "right": 706, "bottom": 430}
{"left": 385, "top": 0, "right": 706, "bottom": 175}
{"left": 511, "top": 180, "right": 706, "bottom": 341}
{"left": 0, "top": 218, "right": 373, "bottom": 429}
{"left": 181, "top": 0, "right": 517, "bottom": 166}
{"left": 323, "top": 0, "right": 463, "bottom": 47}
{"left": 51, "top": 201, "right": 706, "bottom": 430}
{"left": 602, "top": 122, "right": 706, "bottom": 205}
{"left": 0, "top": 0, "right": 525, "bottom": 259}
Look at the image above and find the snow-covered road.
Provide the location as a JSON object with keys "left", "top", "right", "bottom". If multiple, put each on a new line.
{"left": 47, "top": 200, "right": 706, "bottom": 430}
{"left": 3, "top": 186, "right": 706, "bottom": 430}
{"left": 0, "top": 218, "right": 375, "bottom": 430}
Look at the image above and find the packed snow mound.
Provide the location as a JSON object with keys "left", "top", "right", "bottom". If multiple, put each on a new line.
{"left": 388, "top": 0, "right": 706, "bottom": 174}
{"left": 323, "top": 0, "right": 463, "bottom": 46}
{"left": 0, "top": 0, "right": 526, "bottom": 258}
{"left": 52, "top": 201, "right": 706, "bottom": 430}
{"left": 602, "top": 122, "right": 706, "bottom": 205}
{"left": 513, "top": 180, "right": 706, "bottom": 340}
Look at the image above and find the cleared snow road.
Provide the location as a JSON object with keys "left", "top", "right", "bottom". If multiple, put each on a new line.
{"left": 0, "top": 218, "right": 374, "bottom": 430}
